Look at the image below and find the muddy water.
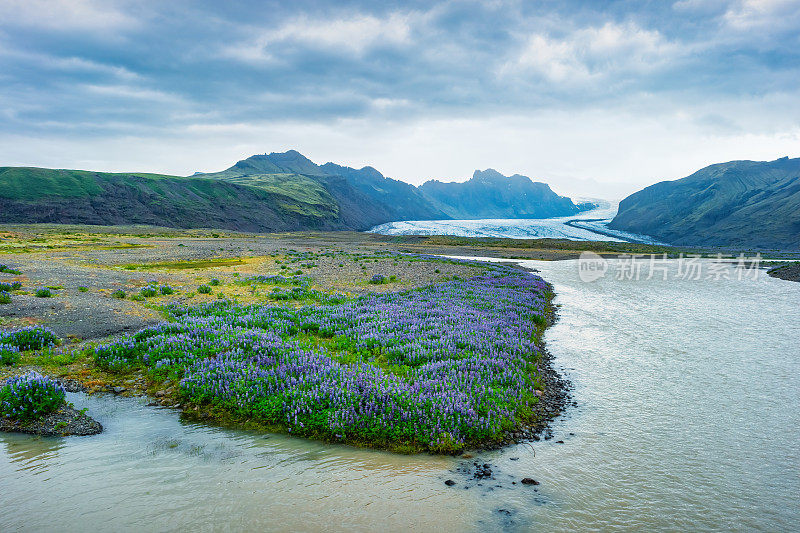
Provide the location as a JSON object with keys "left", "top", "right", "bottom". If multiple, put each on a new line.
{"left": 2, "top": 258, "right": 798, "bottom": 532}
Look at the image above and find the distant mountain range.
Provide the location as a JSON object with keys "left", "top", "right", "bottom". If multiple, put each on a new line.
{"left": 420, "top": 169, "right": 592, "bottom": 219}
{"left": 0, "top": 150, "right": 589, "bottom": 232}
{"left": 610, "top": 156, "right": 800, "bottom": 249}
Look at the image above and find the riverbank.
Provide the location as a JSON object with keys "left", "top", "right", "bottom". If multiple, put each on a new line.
{"left": 0, "top": 401, "right": 102, "bottom": 437}
{"left": 767, "top": 262, "right": 800, "bottom": 282}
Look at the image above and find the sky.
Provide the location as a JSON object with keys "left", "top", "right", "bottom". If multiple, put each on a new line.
{"left": 0, "top": 0, "right": 798, "bottom": 198}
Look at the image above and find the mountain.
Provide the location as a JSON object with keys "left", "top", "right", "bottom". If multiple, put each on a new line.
{"left": 195, "top": 150, "right": 446, "bottom": 224}
{"left": 609, "top": 157, "right": 800, "bottom": 249}
{"left": 419, "top": 169, "right": 588, "bottom": 219}
{"left": 0, "top": 150, "right": 590, "bottom": 232}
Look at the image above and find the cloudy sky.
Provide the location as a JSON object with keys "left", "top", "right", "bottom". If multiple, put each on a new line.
{"left": 1, "top": 0, "right": 798, "bottom": 197}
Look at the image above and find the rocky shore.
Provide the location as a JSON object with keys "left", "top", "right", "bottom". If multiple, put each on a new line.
{"left": 0, "top": 402, "right": 102, "bottom": 437}
{"left": 483, "top": 303, "right": 572, "bottom": 450}
{"left": 768, "top": 262, "right": 800, "bottom": 282}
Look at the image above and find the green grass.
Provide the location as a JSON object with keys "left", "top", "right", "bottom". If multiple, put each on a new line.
{"left": 120, "top": 258, "right": 246, "bottom": 270}
{"left": 0, "top": 167, "right": 185, "bottom": 201}
{"left": 206, "top": 173, "right": 338, "bottom": 217}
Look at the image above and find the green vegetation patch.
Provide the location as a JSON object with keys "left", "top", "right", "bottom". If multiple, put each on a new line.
{"left": 0, "top": 371, "right": 65, "bottom": 421}
{"left": 120, "top": 258, "right": 246, "bottom": 270}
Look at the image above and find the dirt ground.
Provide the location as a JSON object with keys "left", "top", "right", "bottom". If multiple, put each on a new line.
{"left": 0, "top": 225, "right": 513, "bottom": 341}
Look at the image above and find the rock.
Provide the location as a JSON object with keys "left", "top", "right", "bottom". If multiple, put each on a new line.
{"left": 509, "top": 457, "right": 519, "bottom": 461}
{"left": 155, "top": 390, "right": 166, "bottom": 397}
{"left": 113, "top": 386, "right": 126, "bottom": 394}
{"left": 444, "top": 479, "right": 456, "bottom": 486}
{"left": 555, "top": 440, "right": 564, "bottom": 444}
{"left": 521, "top": 478, "right": 540, "bottom": 485}
{"left": 58, "top": 379, "right": 87, "bottom": 393}
{"left": 474, "top": 463, "right": 493, "bottom": 479}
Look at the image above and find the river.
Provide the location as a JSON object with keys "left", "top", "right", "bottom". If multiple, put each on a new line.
{"left": 2, "top": 258, "right": 798, "bottom": 532}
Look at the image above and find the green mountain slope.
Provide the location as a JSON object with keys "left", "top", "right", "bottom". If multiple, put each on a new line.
{"left": 609, "top": 157, "right": 800, "bottom": 249}
{"left": 197, "top": 150, "right": 446, "bottom": 222}
{"left": 419, "top": 169, "right": 585, "bottom": 219}
{"left": 0, "top": 167, "right": 344, "bottom": 231}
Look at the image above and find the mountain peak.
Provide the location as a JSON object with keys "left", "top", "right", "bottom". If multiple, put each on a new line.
{"left": 266, "top": 149, "right": 310, "bottom": 162}
{"left": 472, "top": 168, "right": 506, "bottom": 181}
{"left": 227, "top": 149, "right": 322, "bottom": 176}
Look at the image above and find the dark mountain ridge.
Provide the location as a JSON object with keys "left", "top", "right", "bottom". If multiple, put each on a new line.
{"left": 609, "top": 156, "right": 800, "bottom": 249}
{"left": 420, "top": 168, "right": 583, "bottom": 219}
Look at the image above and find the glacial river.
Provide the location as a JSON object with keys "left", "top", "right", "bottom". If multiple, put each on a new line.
{"left": 2, "top": 258, "right": 798, "bottom": 532}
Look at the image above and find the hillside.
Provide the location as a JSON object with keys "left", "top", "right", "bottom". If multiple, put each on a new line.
{"left": 609, "top": 157, "right": 800, "bottom": 249}
{"left": 0, "top": 167, "right": 346, "bottom": 232}
{"left": 419, "top": 169, "right": 586, "bottom": 219}
{"left": 196, "top": 150, "right": 445, "bottom": 223}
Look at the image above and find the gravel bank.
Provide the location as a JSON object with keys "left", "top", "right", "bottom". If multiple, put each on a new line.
{"left": 1, "top": 403, "right": 102, "bottom": 436}
{"left": 768, "top": 262, "right": 800, "bottom": 282}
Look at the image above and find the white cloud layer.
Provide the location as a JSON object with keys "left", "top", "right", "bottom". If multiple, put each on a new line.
{"left": 502, "top": 22, "right": 681, "bottom": 83}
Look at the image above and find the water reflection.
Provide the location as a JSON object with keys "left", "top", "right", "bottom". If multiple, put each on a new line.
{"left": 0, "top": 433, "right": 65, "bottom": 475}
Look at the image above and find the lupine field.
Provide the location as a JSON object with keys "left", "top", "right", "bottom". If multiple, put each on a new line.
{"left": 93, "top": 264, "right": 552, "bottom": 452}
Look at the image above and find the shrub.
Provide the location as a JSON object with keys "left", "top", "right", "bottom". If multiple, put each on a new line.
{"left": 369, "top": 274, "right": 386, "bottom": 285}
{"left": 209, "top": 278, "right": 221, "bottom": 286}
{"left": 78, "top": 286, "right": 89, "bottom": 292}
{"left": 0, "top": 344, "right": 20, "bottom": 365}
{"left": 197, "top": 285, "right": 212, "bottom": 294}
{"left": 0, "top": 371, "right": 65, "bottom": 420}
{"left": 0, "top": 264, "right": 21, "bottom": 275}
{"left": 389, "top": 275, "right": 397, "bottom": 282}
{"left": 160, "top": 285, "right": 175, "bottom": 295}
{"left": 35, "top": 288, "right": 52, "bottom": 298}
{"left": 0, "top": 326, "right": 59, "bottom": 350}
{"left": 131, "top": 294, "right": 145, "bottom": 302}
{"left": 11, "top": 281, "right": 22, "bottom": 290}
{"left": 0, "top": 282, "right": 21, "bottom": 292}
{"left": 140, "top": 286, "right": 158, "bottom": 297}
{"left": 112, "top": 289, "right": 126, "bottom": 299}
{"left": 94, "top": 339, "right": 141, "bottom": 372}
{"left": 0, "top": 291, "right": 10, "bottom": 304}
